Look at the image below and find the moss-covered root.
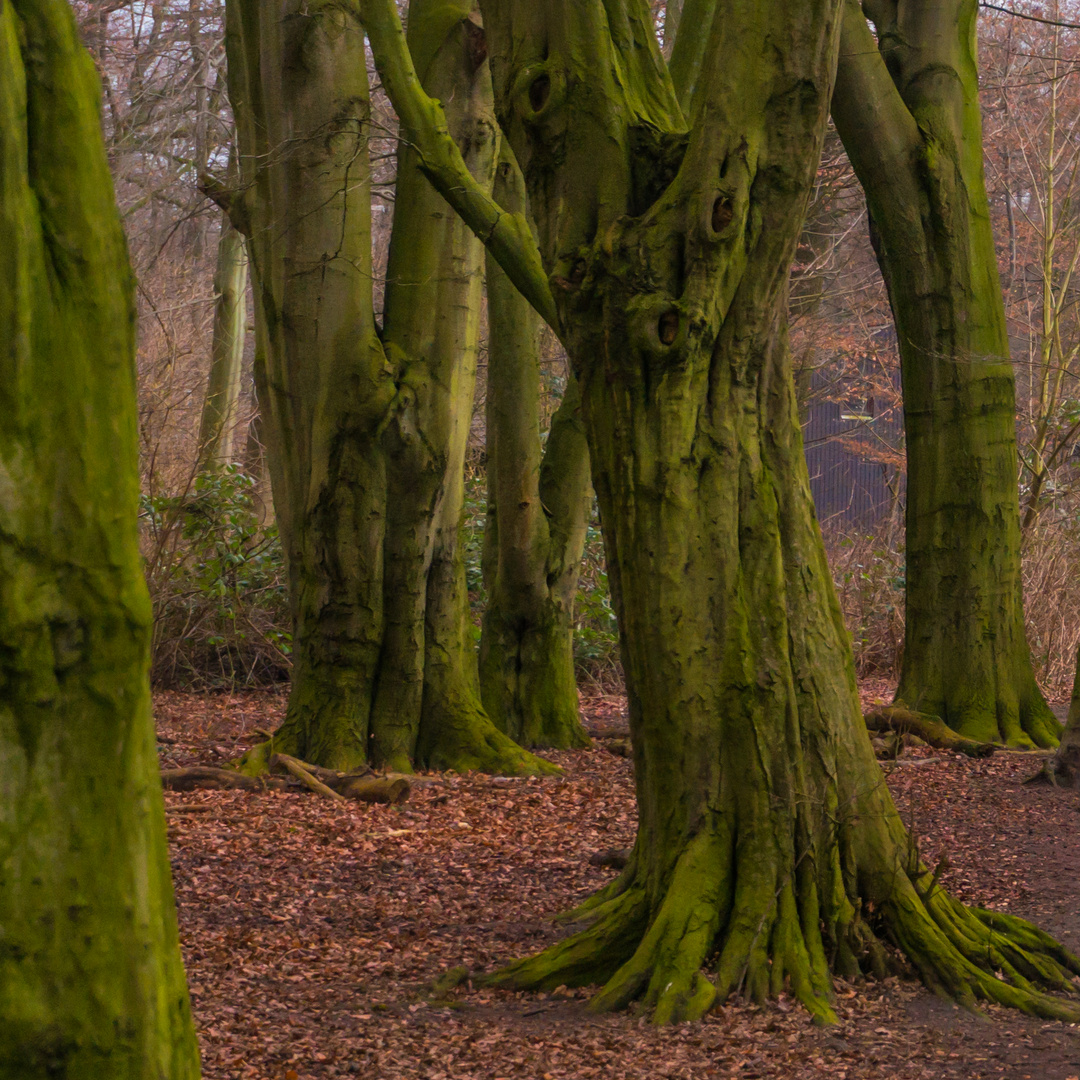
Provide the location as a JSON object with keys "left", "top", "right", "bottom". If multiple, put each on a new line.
{"left": 885, "top": 875, "right": 1080, "bottom": 1021}
{"left": 490, "top": 825, "right": 1080, "bottom": 1026}
{"left": 416, "top": 696, "right": 561, "bottom": 776}
{"left": 491, "top": 826, "right": 842, "bottom": 1025}
{"left": 865, "top": 706, "right": 999, "bottom": 757}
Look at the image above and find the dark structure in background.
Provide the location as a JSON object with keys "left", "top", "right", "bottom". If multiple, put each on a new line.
{"left": 802, "top": 358, "right": 904, "bottom": 530}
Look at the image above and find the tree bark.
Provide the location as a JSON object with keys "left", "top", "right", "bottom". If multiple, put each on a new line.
{"left": 364, "top": 0, "right": 1080, "bottom": 1025}
{"left": 1048, "top": 646, "right": 1080, "bottom": 785}
{"left": 225, "top": 0, "right": 550, "bottom": 774}
{"left": 196, "top": 214, "right": 248, "bottom": 471}
{"left": 0, "top": 2, "right": 200, "bottom": 1075}
{"left": 479, "top": 145, "right": 592, "bottom": 749}
{"left": 831, "top": 0, "right": 1059, "bottom": 748}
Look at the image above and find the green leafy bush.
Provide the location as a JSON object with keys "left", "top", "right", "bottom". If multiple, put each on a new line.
{"left": 141, "top": 465, "right": 290, "bottom": 688}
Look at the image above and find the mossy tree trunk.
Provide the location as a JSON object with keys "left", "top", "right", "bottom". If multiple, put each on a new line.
{"left": 364, "top": 0, "right": 1080, "bottom": 1024}
{"left": 831, "top": 0, "right": 1058, "bottom": 748}
{"left": 196, "top": 214, "right": 248, "bottom": 472}
{"left": 224, "top": 0, "right": 550, "bottom": 774}
{"left": 1049, "top": 646, "right": 1080, "bottom": 785}
{"left": 0, "top": 2, "right": 200, "bottom": 1075}
{"left": 479, "top": 146, "right": 592, "bottom": 749}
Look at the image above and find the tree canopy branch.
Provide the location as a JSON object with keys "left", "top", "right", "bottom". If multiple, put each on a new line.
{"left": 358, "top": 0, "right": 560, "bottom": 333}
{"left": 981, "top": 2, "right": 1080, "bottom": 30}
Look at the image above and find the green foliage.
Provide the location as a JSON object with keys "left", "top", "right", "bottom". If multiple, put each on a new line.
{"left": 573, "top": 504, "right": 622, "bottom": 685}
{"left": 142, "top": 465, "right": 290, "bottom": 688}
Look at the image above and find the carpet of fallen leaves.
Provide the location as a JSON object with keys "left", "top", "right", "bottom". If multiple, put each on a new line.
{"left": 156, "top": 687, "right": 1080, "bottom": 1080}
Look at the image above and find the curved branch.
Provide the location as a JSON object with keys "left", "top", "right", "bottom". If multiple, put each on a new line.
{"left": 358, "top": 0, "right": 560, "bottom": 332}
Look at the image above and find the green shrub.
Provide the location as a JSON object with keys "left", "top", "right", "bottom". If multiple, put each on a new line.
{"left": 141, "top": 465, "right": 290, "bottom": 689}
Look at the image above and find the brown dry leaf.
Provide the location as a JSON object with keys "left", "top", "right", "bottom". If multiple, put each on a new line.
{"left": 158, "top": 687, "right": 1080, "bottom": 1080}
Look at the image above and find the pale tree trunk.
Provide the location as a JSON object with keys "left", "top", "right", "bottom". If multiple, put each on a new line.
{"left": 196, "top": 215, "right": 248, "bottom": 471}
{"left": 831, "top": 0, "right": 1058, "bottom": 748}
{"left": 224, "top": 0, "right": 549, "bottom": 774}
{"left": 479, "top": 145, "right": 592, "bottom": 749}
{"left": 0, "top": 2, "right": 199, "bottom": 1075}
{"left": 364, "top": 0, "right": 1080, "bottom": 1025}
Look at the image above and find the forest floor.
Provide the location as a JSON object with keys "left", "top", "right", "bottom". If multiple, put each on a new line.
{"left": 156, "top": 683, "right": 1080, "bottom": 1080}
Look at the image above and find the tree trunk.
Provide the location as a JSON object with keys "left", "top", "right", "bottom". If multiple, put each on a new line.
{"left": 363, "top": 0, "right": 1080, "bottom": 1025}
{"left": 0, "top": 2, "right": 199, "bottom": 1075}
{"left": 1048, "top": 646, "right": 1080, "bottom": 785}
{"left": 225, "top": 0, "right": 549, "bottom": 774}
{"left": 479, "top": 146, "right": 592, "bottom": 749}
{"left": 831, "top": 0, "right": 1059, "bottom": 748}
{"left": 196, "top": 214, "right": 248, "bottom": 471}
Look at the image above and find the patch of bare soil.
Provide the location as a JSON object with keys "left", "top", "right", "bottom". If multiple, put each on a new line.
{"left": 156, "top": 690, "right": 1080, "bottom": 1080}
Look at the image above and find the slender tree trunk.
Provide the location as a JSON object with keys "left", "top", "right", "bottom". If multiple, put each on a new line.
{"left": 196, "top": 215, "right": 248, "bottom": 471}
{"left": 479, "top": 146, "right": 592, "bottom": 749}
{"left": 1049, "top": 646, "right": 1080, "bottom": 785}
{"left": 225, "top": 0, "right": 549, "bottom": 773}
{"left": 0, "top": 2, "right": 199, "bottom": 1075}
{"left": 363, "top": 0, "right": 1080, "bottom": 1026}
{"left": 831, "top": 0, "right": 1059, "bottom": 747}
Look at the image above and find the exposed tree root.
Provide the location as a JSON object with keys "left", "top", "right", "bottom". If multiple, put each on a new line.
{"left": 865, "top": 707, "right": 998, "bottom": 758}
{"left": 488, "top": 823, "right": 1080, "bottom": 1026}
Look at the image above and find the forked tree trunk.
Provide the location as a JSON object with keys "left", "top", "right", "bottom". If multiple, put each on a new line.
{"left": 364, "top": 0, "right": 1080, "bottom": 1025}
{"left": 479, "top": 147, "right": 592, "bottom": 749}
{"left": 0, "top": 2, "right": 199, "bottom": 1075}
{"left": 831, "top": 0, "right": 1058, "bottom": 748}
{"left": 225, "top": 0, "right": 549, "bottom": 774}
{"left": 196, "top": 214, "right": 248, "bottom": 471}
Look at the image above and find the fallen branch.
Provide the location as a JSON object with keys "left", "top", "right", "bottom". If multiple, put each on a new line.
{"left": 864, "top": 706, "right": 998, "bottom": 758}
{"left": 161, "top": 767, "right": 290, "bottom": 793}
{"left": 162, "top": 760, "right": 411, "bottom": 804}
{"left": 271, "top": 754, "right": 347, "bottom": 802}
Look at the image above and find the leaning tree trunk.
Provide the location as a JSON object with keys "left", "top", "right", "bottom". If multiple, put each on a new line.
{"left": 364, "top": 0, "right": 1080, "bottom": 1025}
{"left": 196, "top": 214, "right": 248, "bottom": 472}
{"left": 479, "top": 146, "right": 592, "bottom": 749}
{"left": 224, "top": 0, "right": 548, "bottom": 774}
{"left": 0, "top": 2, "right": 199, "bottom": 1076}
{"left": 831, "top": 0, "right": 1058, "bottom": 748}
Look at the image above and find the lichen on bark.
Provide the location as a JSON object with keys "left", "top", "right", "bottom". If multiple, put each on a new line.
{"left": 0, "top": 2, "right": 199, "bottom": 1074}
{"left": 364, "top": 0, "right": 1080, "bottom": 1024}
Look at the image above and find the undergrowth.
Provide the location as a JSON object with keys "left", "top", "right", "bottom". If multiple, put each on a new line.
{"left": 142, "top": 467, "right": 1080, "bottom": 700}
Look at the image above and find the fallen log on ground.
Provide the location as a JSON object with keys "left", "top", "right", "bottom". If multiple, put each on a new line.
{"left": 162, "top": 759, "right": 411, "bottom": 804}
{"left": 864, "top": 706, "right": 998, "bottom": 759}
{"left": 161, "top": 767, "right": 290, "bottom": 793}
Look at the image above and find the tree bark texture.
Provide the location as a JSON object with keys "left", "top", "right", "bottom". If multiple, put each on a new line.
{"left": 196, "top": 215, "right": 248, "bottom": 471}
{"left": 1049, "top": 645, "right": 1080, "bottom": 785}
{"left": 831, "top": 0, "right": 1058, "bottom": 748}
{"left": 479, "top": 145, "right": 592, "bottom": 749}
{"left": 0, "top": 3, "right": 200, "bottom": 1076}
{"left": 225, "top": 0, "right": 550, "bottom": 774}
{"left": 364, "top": 0, "right": 1080, "bottom": 1025}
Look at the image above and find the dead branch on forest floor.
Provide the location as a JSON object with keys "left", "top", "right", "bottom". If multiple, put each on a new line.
{"left": 162, "top": 759, "right": 412, "bottom": 804}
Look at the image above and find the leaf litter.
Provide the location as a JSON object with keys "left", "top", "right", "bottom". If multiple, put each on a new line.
{"left": 157, "top": 688, "right": 1080, "bottom": 1079}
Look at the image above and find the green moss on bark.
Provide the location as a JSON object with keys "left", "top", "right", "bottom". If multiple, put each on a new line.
{"left": 479, "top": 145, "right": 591, "bottom": 750}
{"left": 364, "top": 0, "right": 1080, "bottom": 1024}
{"left": 832, "top": 0, "right": 1058, "bottom": 748}
{"left": 227, "top": 0, "right": 551, "bottom": 774}
{"left": 0, "top": 2, "right": 199, "bottom": 1074}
